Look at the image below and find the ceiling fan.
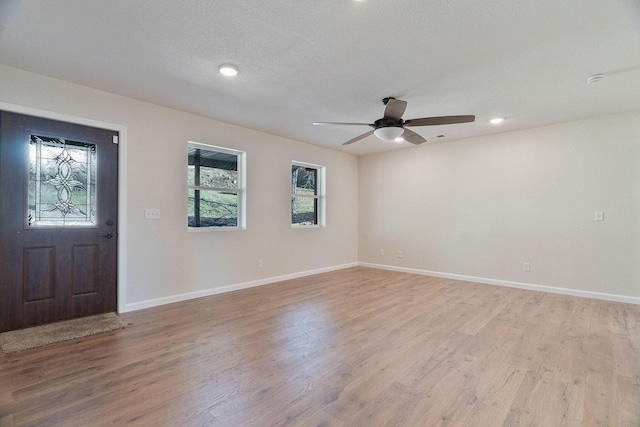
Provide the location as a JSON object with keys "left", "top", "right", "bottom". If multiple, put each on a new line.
{"left": 314, "top": 97, "right": 475, "bottom": 145}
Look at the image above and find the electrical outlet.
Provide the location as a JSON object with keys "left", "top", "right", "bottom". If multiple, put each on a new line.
{"left": 380, "top": 249, "right": 384, "bottom": 256}
{"left": 144, "top": 208, "right": 161, "bottom": 219}
{"left": 258, "top": 259, "right": 263, "bottom": 268}
{"left": 595, "top": 211, "right": 604, "bottom": 221}
{"left": 523, "top": 262, "right": 530, "bottom": 272}
{"left": 397, "top": 250, "right": 403, "bottom": 258}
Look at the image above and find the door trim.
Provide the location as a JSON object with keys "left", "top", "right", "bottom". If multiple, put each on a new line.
{"left": 0, "top": 101, "right": 128, "bottom": 313}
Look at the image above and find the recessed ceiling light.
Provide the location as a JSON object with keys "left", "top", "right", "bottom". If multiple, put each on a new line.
{"left": 489, "top": 117, "right": 504, "bottom": 125}
{"left": 219, "top": 64, "right": 239, "bottom": 77}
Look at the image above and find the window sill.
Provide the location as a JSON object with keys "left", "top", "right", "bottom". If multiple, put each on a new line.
{"left": 188, "top": 226, "right": 245, "bottom": 232}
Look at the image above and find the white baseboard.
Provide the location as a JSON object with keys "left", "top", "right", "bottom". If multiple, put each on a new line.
{"left": 359, "top": 262, "right": 640, "bottom": 305}
{"left": 121, "top": 261, "right": 639, "bottom": 313}
{"left": 121, "top": 262, "right": 359, "bottom": 313}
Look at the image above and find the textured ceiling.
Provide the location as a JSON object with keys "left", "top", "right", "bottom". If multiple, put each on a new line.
{"left": 0, "top": 0, "right": 638, "bottom": 155}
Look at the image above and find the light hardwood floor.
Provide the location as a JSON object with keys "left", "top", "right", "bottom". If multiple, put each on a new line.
{"left": 1, "top": 267, "right": 639, "bottom": 426}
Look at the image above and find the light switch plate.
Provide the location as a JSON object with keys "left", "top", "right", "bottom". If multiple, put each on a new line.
{"left": 145, "top": 208, "right": 161, "bottom": 219}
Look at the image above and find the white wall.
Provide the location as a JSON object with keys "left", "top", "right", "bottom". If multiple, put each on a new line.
{"left": 359, "top": 111, "right": 640, "bottom": 300}
{"left": 2, "top": 63, "right": 637, "bottom": 307}
{"left": 0, "top": 64, "right": 359, "bottom": 311}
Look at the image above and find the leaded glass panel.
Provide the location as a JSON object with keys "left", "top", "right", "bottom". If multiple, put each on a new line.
{"left": 28, "top": 135, "right": 97, "bottom": 227}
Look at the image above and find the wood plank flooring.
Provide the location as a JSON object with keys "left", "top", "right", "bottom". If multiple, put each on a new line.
{"left": 1, "top": 267, "right": 639, "bottom": 426}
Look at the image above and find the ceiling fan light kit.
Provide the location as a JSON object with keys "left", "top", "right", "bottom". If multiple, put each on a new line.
{"left": 374, "top": 126, "right": 404, "bottom": 140}
{"left": 314, "top": 97, "right": 475, "bottom": 146}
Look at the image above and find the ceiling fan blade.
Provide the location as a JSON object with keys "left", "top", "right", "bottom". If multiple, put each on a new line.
{"left": 383, "top": 98, "right": 407, "bottom": 120}
{"left": 342, "top": 130, "right": 374, "bottom": 145}
{"left": 404, "top": 115, "right": 475, "bottom": 127}
{"left": 400, "top": 128, "right": 427, "bottom": 145}
{"left": 313, "top": 122, "right": 374, "bottom": 126}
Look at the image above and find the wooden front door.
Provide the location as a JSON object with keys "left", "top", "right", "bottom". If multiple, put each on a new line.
{"left": 0, "top": 111, "right": 118, "bottom": 332}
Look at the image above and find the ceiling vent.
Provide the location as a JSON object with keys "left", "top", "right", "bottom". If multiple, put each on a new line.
{"left": 426, "top": 134, "right": 448, "bottom": 141}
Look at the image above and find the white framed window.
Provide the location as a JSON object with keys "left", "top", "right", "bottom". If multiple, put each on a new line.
{"left": 188, "top": 142, "right": 246, "bottom": 229}
{"left": 291, "top": 161, "right": 325, "bottom": 227}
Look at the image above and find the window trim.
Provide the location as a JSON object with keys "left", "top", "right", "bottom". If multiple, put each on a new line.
{"left": 291, "top": 160, "right": 325, "bottom": 228}
{"left": 187, "top": 141, "right": 246, "bottom": 231}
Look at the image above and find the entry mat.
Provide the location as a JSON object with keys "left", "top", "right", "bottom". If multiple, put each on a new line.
{"left": 0, "top": 312, "right": 127, "bottom": 354}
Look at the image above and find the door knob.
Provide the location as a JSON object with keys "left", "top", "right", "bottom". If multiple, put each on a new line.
{"left": 100, "top": 232, "right": 114, "bottom": 239}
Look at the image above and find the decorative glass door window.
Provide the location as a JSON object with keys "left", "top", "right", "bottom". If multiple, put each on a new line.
{"left": 28, "top": 135, "right": 97, "bottom": 227}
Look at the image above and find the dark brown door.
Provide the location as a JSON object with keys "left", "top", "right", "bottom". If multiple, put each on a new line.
{"left": 0, "top": 111, "right": 118, "bottom": 332}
